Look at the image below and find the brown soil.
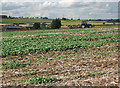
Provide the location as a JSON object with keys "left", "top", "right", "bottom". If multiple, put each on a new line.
{"left": 0, "top": 32, "right": 85, "bottom": 39}
{"left": 1, "top": 44, "right": 119, "bottom": 86}
{"left": 0, "top": 34, "right": 55, "bottom": 39}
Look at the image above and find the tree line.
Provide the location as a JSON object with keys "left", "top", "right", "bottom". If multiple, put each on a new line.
{"left": 33, "top": 19, "right": 61, "bottom": 29}
{"left": 1, "top": 15, "right": 120, "bottom": 22}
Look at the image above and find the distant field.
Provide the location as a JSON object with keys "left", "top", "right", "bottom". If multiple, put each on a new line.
{"left": 1, "top": 25, "right": 118, "bottom": 37}
{"left": 2, "top": 18, "right": 119, "bottom": 25}
{"left": 2, "top": 18, "right": 52, "bottom": 24}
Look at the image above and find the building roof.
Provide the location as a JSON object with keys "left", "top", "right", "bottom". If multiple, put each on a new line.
{"left": 5, "top": 26, "right": 22, "bottom": 29}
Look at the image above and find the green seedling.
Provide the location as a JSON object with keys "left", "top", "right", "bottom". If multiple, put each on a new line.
{"left": 3, "top": 60, "right": 30, "bottom": 69}
{"left": 97, "top": 72, "right": 106, "bottom": 75}
{"left": 28, "top": 76, "right": 58, "bottom": 84}
{"left": 87, "top": 72, "right": 95, "bottom": 77}
{"left": 75, "top": 75, "right": 84, "bottom": 78}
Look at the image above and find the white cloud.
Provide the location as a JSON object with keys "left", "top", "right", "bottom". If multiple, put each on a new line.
{"left": 1, "top": 2, "right": 118, "bottom": 19}
{"left": 106, "top": 4, "right": 109, "bottom": 7}
{"left": 1, "top": 0, "right": 119, "bottom": 2}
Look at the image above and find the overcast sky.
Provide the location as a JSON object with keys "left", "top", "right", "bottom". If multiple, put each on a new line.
{"left": 1, "top": 0, "right": 119, "bottom": 19}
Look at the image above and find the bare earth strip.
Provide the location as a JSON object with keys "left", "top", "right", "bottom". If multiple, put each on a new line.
{"left": 0, "top": 32, "right": 86, "bottom": 39}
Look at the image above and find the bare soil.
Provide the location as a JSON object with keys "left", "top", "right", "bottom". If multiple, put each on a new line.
{"left": 1, "top": 43, "right": 119, "bottom": 86}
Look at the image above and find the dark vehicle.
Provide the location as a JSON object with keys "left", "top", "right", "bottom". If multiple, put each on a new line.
{"left": 81, "top": 21, "right": 93, "bottom": 28}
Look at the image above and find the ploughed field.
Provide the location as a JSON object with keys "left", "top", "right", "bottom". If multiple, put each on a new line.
{"left": 1, "top": 26, "right": 119, "bottom": 86}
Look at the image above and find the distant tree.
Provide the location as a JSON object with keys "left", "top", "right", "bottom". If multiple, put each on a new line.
{"left": 8, "top": 16, "right": 12, "bottom": 19}
{"left": 97, "top": 19, "right": 102, "bottom": 21}
{"left": 77, "top": 18, "right": 80, "bottom": 20}
{"left": 35, "top": 17, "right": 39, "bottom": 19}
{"left": 110, "top": 19, "right": 113, "bottom": 21}
{"left": 41, "top": 22, "right": 47, "bottom": 29}
{"left": 62, "top": 17, "right": 67, "bottom": 20}
{"left": 116, "top": 19, "right": 120, "bottom": 22}
{"left": 89, "top": 19, "right": 91, "bottom": 21}
{"left": 71, "top": 18, "right": 73, "bottom": 20}
{"left": 41, "top": 17, "right": 48, "bottom": 19}
{"left": 43, "top": 17, "right": 48, "bottom": 19}
{"left": 51, "top": 19, "right": 61, "bottom": 29}
{"left": 33, "top": 22, "right": 41, "bottom": 29}
{"left": 103, "top": 22, "right": 105, "bottom": 25}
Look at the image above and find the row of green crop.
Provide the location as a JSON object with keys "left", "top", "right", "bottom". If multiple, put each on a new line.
{"left": 1, "top": 34, "right": 119, "bottom": 56}
{"left": 2, "top": 27, "right": 118, "bottom": 37}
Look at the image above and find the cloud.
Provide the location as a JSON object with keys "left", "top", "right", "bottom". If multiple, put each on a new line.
{"left": 1, "top": 1, "right": 118, "bottom": 19}
{"left": 2, "top": 2, "right": 25, "bottom": 10}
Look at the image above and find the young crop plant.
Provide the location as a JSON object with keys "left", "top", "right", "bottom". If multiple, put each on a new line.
{"left": 75, "top": 75, "right": 84, "bottom": 78}
{"left": 1, "top": 30, "right": 118, "bottom": 56}
{"left": 118, "top": 69, "right": 120, "bottom": 73}
{"left": 97, "top": 72, "right": 106, "bottom": 75}
{"left": 2, "top": 60, "right": 30, "bottom": 70}
{"left": 28, "top": 76, "right": 58, "bottom": 84}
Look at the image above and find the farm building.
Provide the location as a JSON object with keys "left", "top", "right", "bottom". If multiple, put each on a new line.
{"left": 25, "top": 26, "right": 33, "bottom": 29}
{"left": 19, "top": 24, "right": 30, "bottom": 27}
{"left": 0, "top": 23, "right": 8, "bottom": 26}
{"left": 5, "top": 26, "right": 22, "bottom": 29}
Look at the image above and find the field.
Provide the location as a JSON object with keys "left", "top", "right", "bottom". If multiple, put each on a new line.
{"left": 2, "top": 18, "right": 119, "bottom": 26}
{"left": 1, "top": 23, "right": 119, "bottom": 86}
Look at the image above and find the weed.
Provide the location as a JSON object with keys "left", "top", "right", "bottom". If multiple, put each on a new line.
{"left": 2, "top": 60, "right": 30, "bottom": 69}
{"left": 118, "top": 69, "right": 120, "bottom": 73}
{"left": 75, "top": 75, "right": 84, "bottom": 78}
{"left": 97, "top": 72, "right": 106, "bottom": 75}
{"left": 87, "top": 72, "right": 95, "bottom": 77}
{"left": 28, "top": 76, "right": 58, "bottom": 84}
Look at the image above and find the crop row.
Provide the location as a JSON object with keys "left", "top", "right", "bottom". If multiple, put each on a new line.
{"left": 2, "top": 28, "right": 118, "bottom": 37}
{"left": 1, "top": 34, "right": 118, "bottom": 56}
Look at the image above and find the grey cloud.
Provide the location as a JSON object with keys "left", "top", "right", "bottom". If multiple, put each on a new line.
{"left": 1, "top": 2, "right": 118, "bottom": 19}
{"left": 68, "top": 2, "right": 96, "bottom": 8}
{"left": 2, "top": 2, "right": 24, "bottom": 10}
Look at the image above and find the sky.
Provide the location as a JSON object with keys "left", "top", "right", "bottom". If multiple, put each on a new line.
{"left": 1, "top": 0, "right": 119, "bottom": 19}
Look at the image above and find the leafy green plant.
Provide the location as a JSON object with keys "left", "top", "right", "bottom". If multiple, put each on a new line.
{"left": 97, "top": 72, "right": 106, "bottom": 75}
{"left": 1, "top": 27, "right": 118, "bottom": 57}
{"left": 75, "top": 75, "right": 84, "bottom": 78}
{"left": 3, "top": 60, "right": 30, "bottom": 69}
{"left": 28, "top": 76, "right": 58, "bottom": 84}
{"left": 87, "top": 72, "right": 95, "bottom": 77}
{"left": 1, "top": 33, "right": 118, "bottom": 56}
{"left": 118, "top": 69, "right": 120, "bottom": 73}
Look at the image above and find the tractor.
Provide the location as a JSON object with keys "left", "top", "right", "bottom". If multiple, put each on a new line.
{"left": 81, "top": 21, "right": 93, "bottom": 28}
